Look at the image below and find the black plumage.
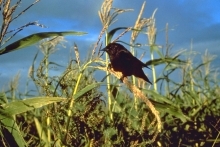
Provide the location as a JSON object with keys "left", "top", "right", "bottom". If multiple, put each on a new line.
{"left": 102, "top": 42, "right": 152, "bottom": 84}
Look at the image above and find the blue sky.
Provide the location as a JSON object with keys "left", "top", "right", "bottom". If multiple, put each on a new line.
{"left": 0, "top": 0, "right": 220, "bottom": 93}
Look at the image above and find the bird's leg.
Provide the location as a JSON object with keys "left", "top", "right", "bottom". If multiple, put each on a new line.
{"left": 107, "top": 63, "right": 112, "bottom": 70}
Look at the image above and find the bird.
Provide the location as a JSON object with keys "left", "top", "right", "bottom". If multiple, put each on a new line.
{"left": 101, "top": 42, "right": 152, "bottom": 84}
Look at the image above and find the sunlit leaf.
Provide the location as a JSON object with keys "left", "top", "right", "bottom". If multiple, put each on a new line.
{"left": 1, "top": 97, "right": 65, "bottom": 115}
{"left": 34, "top": 117, "right": 49, "bottom": 146}
{"left": 150, "top": 45, "right": 164, "bottom": 58}
{"left": 0, "top": 31, "right": 87, "bottom": 55}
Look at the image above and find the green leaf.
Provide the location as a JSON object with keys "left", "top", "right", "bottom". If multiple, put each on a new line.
{"left": 34, "top": 117, "right": 49, "bottom": 146}
{"left": 143, "top": 89, "right": 190, "bottom": 123}
{"left": 107, "top": 27, "right": 128, "bottom": 44}
{"left": 74, "top": 82, "right": 103, "bottom": 100}
{"left": 0, "top": 92, "right": 8, "bottom": 104}
{"left": 145, "top": 57, "right": 186, "bottom": 66}
{"left": 150, "top": 45, "right": 164, "bottom": 58}
{"left": 106, "top": 27, "right": 144, "bottom": 44}
{"left": 0, "top": 116, "right": 27, "bottom": 147}
{"left": 0, "top": 97, "right": 65, "bottom": 115}
{"left": 0, "top": 97, "right": 64, "bottom": 146}
{"left": 0, "top": 31, "right": 87, "bottom": 55}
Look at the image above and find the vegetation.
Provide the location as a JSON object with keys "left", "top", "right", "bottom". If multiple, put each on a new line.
{"left": 0, "top": 0, "right": 219, "bottom": 146}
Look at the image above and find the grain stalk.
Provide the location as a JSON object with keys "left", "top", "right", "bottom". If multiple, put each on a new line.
{"left": 98, "top": 0, "right": 132, "bottom": 120}
{"left": 130, "top": 1, "right": 151, "bottom": 108}
{"left": 39, "top": 36, "right": 65, "bottom": 143}
{"left": 98, "top": 0, "right": 114, "bottom": 120}
{"left": 64, "top": 43, "right": 99, "bottom": 142}
{"left": 147, "top": 9, "right": 158, "bottom": 91}
{"left": 0, "top": 0, "right": 41, "bottom": 46}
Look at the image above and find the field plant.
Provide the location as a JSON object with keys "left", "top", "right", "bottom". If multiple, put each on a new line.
{"left": 0, "top": 0, "right": 219, "bottom": 146}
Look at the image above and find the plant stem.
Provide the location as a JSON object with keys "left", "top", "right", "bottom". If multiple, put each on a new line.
{"left": 130, "top": 46, "right": 138, "bottom": 109}
{"left": 105, "top": 33, "right": 113, "bottom": 120}
{"left": 64, "top": 60, "right": 92, "bottom": 142}
{"left": 45, "top": 50, "right": 51, "bottom": 142}
{"left": 150, "top": 47, "right": 157, "bottom": 91}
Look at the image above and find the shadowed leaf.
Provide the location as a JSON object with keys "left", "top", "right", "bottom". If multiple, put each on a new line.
{"left": 0, "top": 116, "right": 27, "bottom": 147}
{"left": 107, "top": 27, "right": 128, "bottom": 44}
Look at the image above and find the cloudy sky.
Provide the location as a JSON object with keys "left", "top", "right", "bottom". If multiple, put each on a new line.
{"left": 0, "top": 0, "right": 220, "bottom": 93}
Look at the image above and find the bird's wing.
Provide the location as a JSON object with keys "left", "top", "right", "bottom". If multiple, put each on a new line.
{"left": 111, "top": 49, "right": 133, "bottom": 75}
{"left": 118, "top": 49, "right": 147, "bottom": 66}
{"left": 117, "top": 49, "right": 133, "bottom": 60}
{"left": 120, "top": 50, "right": 151, "bottom": 69}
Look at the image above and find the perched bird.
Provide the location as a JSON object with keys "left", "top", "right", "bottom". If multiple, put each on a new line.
{"left": 101, "top": 42, "right": 152, "bottom": 84}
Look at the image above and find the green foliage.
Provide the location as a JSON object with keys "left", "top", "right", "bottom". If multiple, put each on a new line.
{"left": 0, "top": 114, "right": 27, "bottom": 147}
{"left": 0, "top": 97, "right": 66, "bottom": 116}
{"left": 0, "top": 0, "right": 220, "bottom": 146}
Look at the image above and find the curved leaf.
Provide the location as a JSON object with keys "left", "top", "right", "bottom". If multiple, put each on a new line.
{"left": 106, "top": 27, "right": 144, "bottom": 44}
{"left": 0, "top": 31, "right": 87, "bottom": 55}
{"left": 0, "top": 116, "right": 27, "bottom": 147}
{"left": 143, "top": 89, "right": 190, "bottom": 123}
{"left": 145, "top": 57, "right": 186, "bottom": 66}
{"left": 1, "top": 97, "right": 65, "bottom": 115}
{"left": 107, "top": 27, "right": 128, "bottom": 44}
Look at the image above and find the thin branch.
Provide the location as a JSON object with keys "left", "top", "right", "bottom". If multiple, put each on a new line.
{"left": 10, "top": 0, "right": 41, "bottom": 23}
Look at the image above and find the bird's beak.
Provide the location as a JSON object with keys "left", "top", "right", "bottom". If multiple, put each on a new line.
{"left": 101, "top": 47, "right": 106, "bottom": 51}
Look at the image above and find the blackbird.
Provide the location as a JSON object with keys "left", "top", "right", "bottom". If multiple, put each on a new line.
{"left": 102, "top": 42, "right": 152, "bottom": 84}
